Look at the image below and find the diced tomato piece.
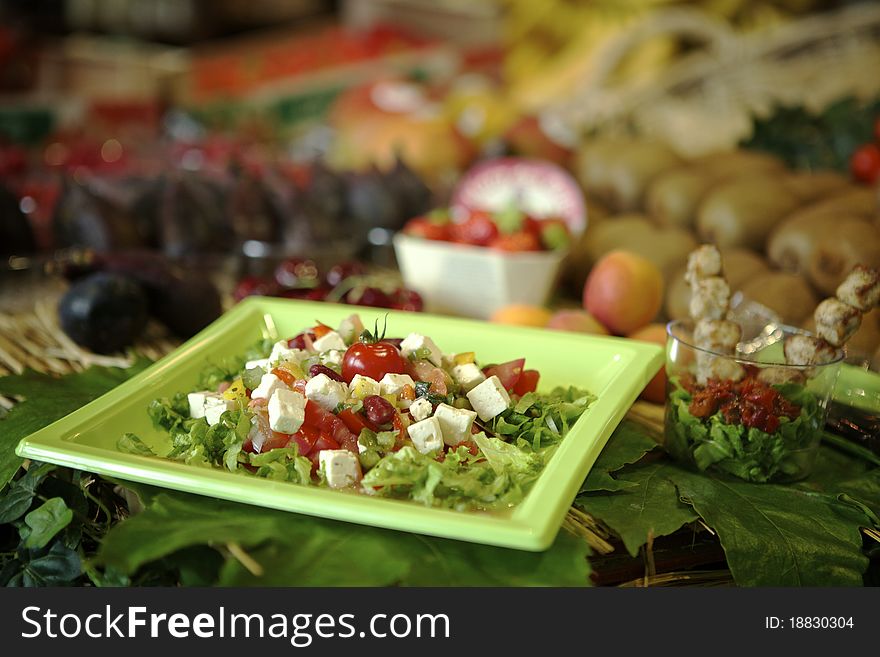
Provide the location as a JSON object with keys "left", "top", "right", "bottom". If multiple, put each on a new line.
{"left": 513, "top": 369, "right": 540, "bottom": 396}
{"left": 451, "top": 211, "right": 499, "bottom": 246}
{"left": 260, "top": 431, "right": 292, "bottom": 453}
{"left": 314, "top": 434, "right": 340, "bottom": 452}
{"left": 289, "top": 425, "right": 319, "bottom": 456}
{"left": 404, "top": 217, "right": 452, "bottom": 241}
{"left": 391, "top": 412, "right": 409, "bottom": 449}
{"left": 272, "top": 367, "right": 297, "bottom": 387}
{"left": 338, "top": 407, "right": 378, "bottom": 434}
{"left": 483, "top": 358, "right": 525, "bottom": 391}
{"left": 303, "top": 400, "right": 359, "bottom": 453}
{"left": 406, "top": 359, "right": 448, "bottom": 394}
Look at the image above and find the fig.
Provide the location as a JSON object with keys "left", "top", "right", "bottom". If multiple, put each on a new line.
{"left": 0, "top": 183, "right": 35, "bottom": 255}
{"left": 346, "top": 167, "right": 400, "bottom": 229}
{"left": 58, "top": 272, "right": 149, "bottom": 353}
{"left": 382, "top": 156, "right": 432, "bottom": 222}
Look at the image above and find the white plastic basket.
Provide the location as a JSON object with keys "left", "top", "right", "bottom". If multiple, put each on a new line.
{"left": 393, "top": 233, "right": 566, "bottom": 319}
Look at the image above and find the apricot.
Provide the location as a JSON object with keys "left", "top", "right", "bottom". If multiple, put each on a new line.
{"left": 583, "top": 250, "right": 663, "bottom": 335}
{"left": 547, "top": 309, "right": 610, "bottom": 335}
{"left": 628, "top": 323, "right": 668, "bottom": 404}
{"left": 490, "top": 304, "right": 552, "bottom": 328}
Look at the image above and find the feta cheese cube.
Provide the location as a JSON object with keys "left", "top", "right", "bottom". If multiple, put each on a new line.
{"left": 204, "top": 395, "right": 236, "bottom": 426}
{"left": 269, "top": 340, "right": 306, "bottom": 365}
{"left": 400, "top": 333, "right": 443, "bottom": 366}
{"left": 407, "top": 417, "right": 444, "bottom": 454}
{"left": 320, "top": 349, "right": 343, "bottom": 368}
{"left": 305, "top": 373, "right": 349, "bottom": 411}
{"left": 379, "top": 373, "right": 415, "bottom": 397}
{"left": 409, "top": 397, "right": 433, "bottom": 422}
{"left": 466, "top": 375, "right": 511, "bottom": 422}
{"left": 268, "top": 389, "right": 306, "bottom": 434}
{"left": 245, "top": 358, "right": 270, "bottom": 372}
{"left": 319, "top": 450, "right": 360, "bottom": 489}
{"left": 338, "top": 314, "right": 365, "bottom": 344}
{"left": 251, "top": 372, "right": 288, "bottom": 400}
{"left": 451, "top": 363, "right": 486, "bottom": 393}
{"left": 434, "top": 403, "right": 477, "bottom": 446}
{"left": 312, "top": 330, "right": 347, "bottom": 353}
{"left": 350, "top": 374, "right": 381, "bottom": 399}
{"left": 187, "top": 391, "right": 210, "bottom": 419}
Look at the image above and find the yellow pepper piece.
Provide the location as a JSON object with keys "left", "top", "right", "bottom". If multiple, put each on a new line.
{"left": 223, "top": 378, "right": 248, "bottom": 401}
{"left": 454, "top": 352, "right": 476, "bottom": 365}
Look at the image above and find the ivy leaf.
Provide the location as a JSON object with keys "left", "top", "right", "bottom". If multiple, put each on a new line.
{"left": 100, "top": 488, "right": 591, "bottom": 587}
{"left": 4, "top": 542, "right": 82, "bottom": 587}
{"left": 23, "top": 497, "right": 73, "bottom": 549}
{"left": 671, "top": 468, "right": 869, "bottom": 586}
{"left": 579, "top": 421, "right": 658, "bottom": 493}
{"left": 0, "top": 463, "right": 57, "bottom": 523}
{"left": 576, "top": 461, "right": 698, "bottom": 556}
{"left": 0, "top": 360, "right": 151, "bottom": 489}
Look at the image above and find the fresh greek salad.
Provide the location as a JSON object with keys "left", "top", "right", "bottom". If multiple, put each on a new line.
{"left": 122, "top": 314, "right": 595, "bottom": 511}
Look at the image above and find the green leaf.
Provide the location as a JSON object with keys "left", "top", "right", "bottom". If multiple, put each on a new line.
{"left": 575, "top": 461, "right": 699, "bottom": 556}
{"left": 580, "top": 421, "right": 657, "bottom": 493}
{"left": 117, "top": 433, "right": 156, "bottom": 457}
{"left": 671, "top": 468, "right": 869, "bottom": 586}
{"left": 23, "top": 497, "right": 73, "bottom": 549}
{"left": 0, "top": 360, "right": 150, "bottom": 489}
{"left": 99, "top": 488, "right": 591, "bottom": 587}
{"left": 0, "top": 462, "right": 57, "bottom": 523}
{"left": 5, "top": 542, "right": 82, "bottom": 587}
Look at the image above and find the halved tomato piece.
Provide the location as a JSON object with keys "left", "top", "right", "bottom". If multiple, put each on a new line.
{"left": 483, "top": 358, "right": 525, "bottom": 391}
{"left": 513, "top": 369, "right": 540, "bottom": 396}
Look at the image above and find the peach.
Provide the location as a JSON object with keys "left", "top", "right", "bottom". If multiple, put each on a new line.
{"left": 583, "top": 250, "right": 663, "bottom": 335}
{"left": 547, "top": 309, "right": 610, "bottom": 335}
{"left": 628, "top": 323, "right": 668, "bottom": 404}
{"left": 490, "top": 304, "right": 553, "bottom": 328}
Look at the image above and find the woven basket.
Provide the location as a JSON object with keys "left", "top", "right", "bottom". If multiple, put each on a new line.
{"left": 549, "top": 3, "right": 880, "bottom": 156}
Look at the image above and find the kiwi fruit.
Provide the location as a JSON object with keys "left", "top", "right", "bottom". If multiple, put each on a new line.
{"left": 721, "top": 247, "right": 770, "bottom": 290}
{"left": 739, "top": 271, "right": 819, "bottom": 325}
{"left": 691, "top": 150, "right": 785, "bottom": 178}
{"left": 767, "top": 211, "right": 844, "bottom": 273}
{"left": 645, "top": 166, "right": 716, "bottom": 229}
{"left": 665, "top": 264, "right": 691, "bottom": 320}
{"left": 576, "top": 139, "right": 681, "bottom": 212}
{"left": 696, "top": 176, "right": 801, "bottom": 250}
{"left": 807, "top": 218, "right": 880, "bottom": 295}
{"left": 782, "top": 170, "right": 849, "bottom": 203}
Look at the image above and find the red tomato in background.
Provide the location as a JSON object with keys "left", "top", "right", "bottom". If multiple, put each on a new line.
{"left": 483, "top": 358, "right": 525, "bottom": 391}
{"left": 342, "top": 341, "right": 408, "bottom": 383}
{"left": 513, "top": 369, "right": 540, "bottom": 396}
{"left": 851, "top": 143, "right": 880, "bottom": 184}
{"left": 489, "top": 231, "right": 542, "bottom": 252}
{"left": 451, "top": 211, "right": 499, "bottom": 246}
{"left": 404, "top": 217, "right": 451, "bottom": 241}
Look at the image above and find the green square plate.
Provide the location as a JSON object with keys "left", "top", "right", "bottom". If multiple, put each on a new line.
{"left": 16, "top": 298, "right": 662, "bottom": 551}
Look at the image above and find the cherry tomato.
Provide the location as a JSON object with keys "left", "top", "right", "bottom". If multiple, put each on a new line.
{"left": 483, "top": 358, "right": 525, "bottom": 391}
{"left": 850, "top": 143, "right": 880, "bottom": 184}
{"left": 342, "top": 341, "right": 408, "bottom": 383}
{"left": 489, "top": 231, "right": 542, "bottom": 252}
{"left": 404, "top": 217, "right": 451, "bottom": 241}
{"left": 451, "top": 211, "right": 499, "bottom": 246}
{"left": 513, "top": 369, "right": 540, "bottom": 396}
